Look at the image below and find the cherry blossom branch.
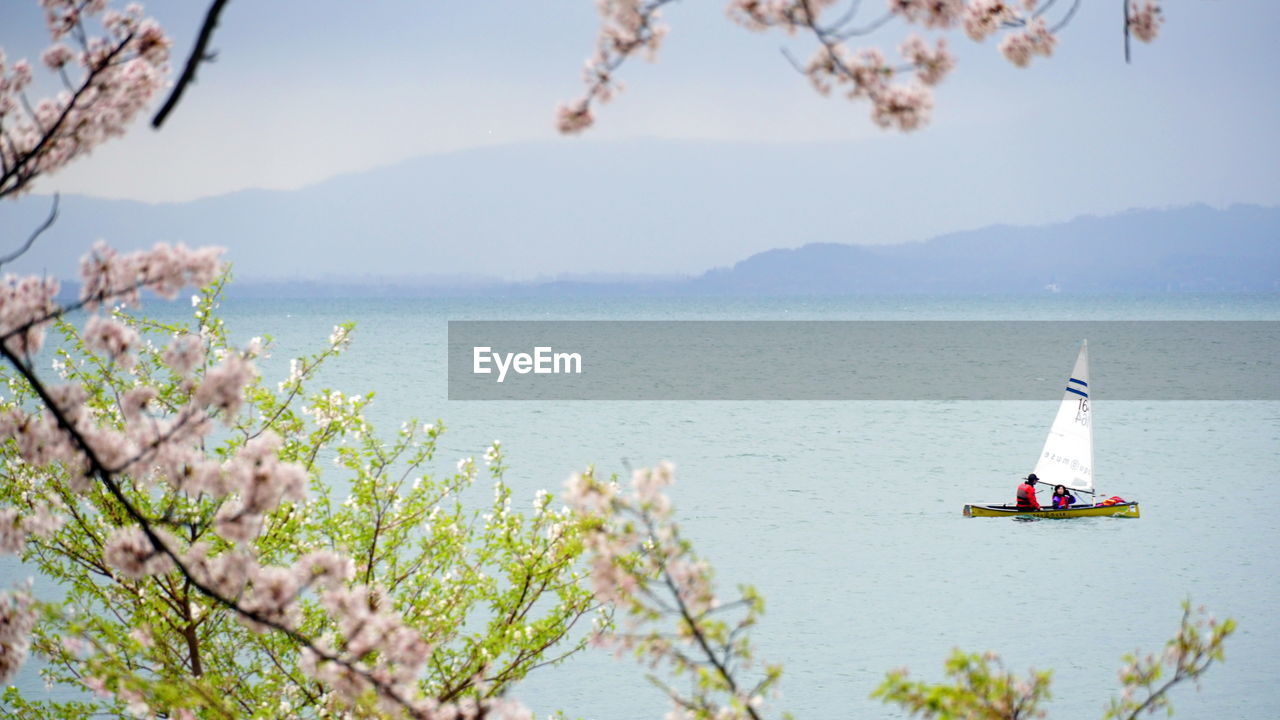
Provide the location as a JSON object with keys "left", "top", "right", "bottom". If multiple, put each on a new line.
{"left": 563, "top": 0, "right": 1165, "bottom": 134}
{"left": 652, "top": 527, "right": 764, "bottom": 720}
{"left": 151, "top": 0, "right": 232, "bottom": 129}
{"left": 555, "top": 0, "right": 677, "bottom": 133}
{"left": 1105, "top": 601, "right": 1236, "bottom": 720}
{"left": 565, "top": 465, "right": 782, "bottom": 719}
{"left": 0, "top": 3, "right": 171, "bottom": 199}
{"left": 1048, "top": 0, "right": 1081, "bottom": 34}
{"left": 0, "top": 31, "right": 133, "bottom": 197}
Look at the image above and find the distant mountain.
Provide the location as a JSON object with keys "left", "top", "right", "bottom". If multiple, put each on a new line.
{"left": 5, "top": 135, "right": 1277, "bottom": 294}
{"left": 46, "top": 202, "right": 1280, "bottom": 298}
{"left": 234, "top": 203, "right": 1280, "bottom": 295}
{"left": 8, "top": 138, "right": 1278, "bottom": 287}
{"left": 692, "top": 204, "right": 1280, "bottom": 294}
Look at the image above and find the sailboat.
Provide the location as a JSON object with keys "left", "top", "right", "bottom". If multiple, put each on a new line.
{"left": 964, "top": 340, "right": 1140, "bottom": 519}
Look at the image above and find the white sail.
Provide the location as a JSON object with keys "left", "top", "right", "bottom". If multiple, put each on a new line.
{"left": 1033, "top": 341, "right": 1094, "bottom": 493}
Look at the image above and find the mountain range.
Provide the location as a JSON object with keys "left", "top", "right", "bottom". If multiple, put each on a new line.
{"left": 4, "top": 139, "right": 1277, "bottom": 295}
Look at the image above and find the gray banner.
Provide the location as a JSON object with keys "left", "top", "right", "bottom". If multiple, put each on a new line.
{"left": 447, "top": 321, "right": 1279, "bottom": 400}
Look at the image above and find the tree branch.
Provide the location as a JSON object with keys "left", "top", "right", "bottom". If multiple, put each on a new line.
{"left": 151, "top": 0, "right": 233, "bottom": 129}
{"left": 0, "top": 194, "right": 59, "bottom": 268}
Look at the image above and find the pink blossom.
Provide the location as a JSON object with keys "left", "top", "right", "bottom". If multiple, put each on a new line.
{"left": 963, "top": 0, "right": 1017, "bottom": 42}
{"left": 22, "top": 503, "right": 64, "bottom": 540}
{"left": 900, "top": 34, "right": 956, "bottom": 86}
{"left": 0, "top": 509, "right": 24, "bottom": 554}
{"left": 0, "top": 274, "right": 61, "bottom": 356}
{"left": 871, "top": 82, "right": 934, "bottom": 131}
{"left": 726, "top": 0, "right": 786, "bottom": 31}
{"left": 1128, "top": 0, "right": 1162, "bottom": 43}
{"left": 41, "top": 43, "right": 75, "bottom": 69}
{"left": 632, "top": 461, "right": 674, "bottom": 514}
{"left": 163, "top": 333, "right": 203, "bottom": 376}
{"left": 889, "top": 0, "right": 964, "bottom": 30}
{"left": 9, "top": 60, "right": 33, "bottom": 93}
{"left": 214, "top": 432, "right": 307, "bottom": 542}
{"left": 102, "top": 525, "right": 175, "bottom": 579}
{"left": 83, "top": 675, "right": 111, "bottom": 698}
{"left": 195, "top": 351, "right": 255, "bottom": 420}
{"left": 239, "top": 565, "right": 302, "bottom": 631}
{"left": 846, "top": 48, "right": 892, "bottom": 98}
{"left": 558, "top": 0, "right": 670, "bottom": 134}
{"left": 998, "top": 17, "right": 1056, "bottom": 67}
{"left": 564, "top": 470, "right": 617, "bottom": 513}
{"left": 556, "top": 101, "right": 595, "bottom": 134}
{"left": 0, "top": 590, "right": 37, "bottom": 683}
{"left": 120, "top": 386, "right": 156, "bottom": 422}
{"left": 79, "top": 242, "right": 224, "bottom": 309}
{"left": 297, "top": 549, "right": 355, "bottom": 591}
{"left": 806, "top": 45, "right": 891, "bottom": 99}
{"left": 183, "top": 544, "right": 254, "bottom": 598}
{"left": 83, "top": 314, "right": 140, "bottom": 367}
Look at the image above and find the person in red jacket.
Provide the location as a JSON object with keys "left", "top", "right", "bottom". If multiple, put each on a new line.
{"left": 1016, "top": 474, "right": 1041, "bottom": 509}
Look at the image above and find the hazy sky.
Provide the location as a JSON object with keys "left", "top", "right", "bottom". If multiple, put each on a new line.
{"left": 1, "top": 1, "right": 1279, "bottom": 280}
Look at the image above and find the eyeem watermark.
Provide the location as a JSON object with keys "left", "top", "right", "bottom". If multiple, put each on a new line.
{"left": 448, "top": 320, "right": 1280, "bottom": 401}
{"left": 473, "top": 346, "right": 583, "bottom": 383}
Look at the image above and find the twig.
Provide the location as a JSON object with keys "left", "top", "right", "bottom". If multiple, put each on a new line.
{"left": 151, "top": 0, "right": 232, "bottom": 129}
{"left": 1124, "top": 0, "right": 1132, "bottom": 63}
{"left": 0, "top": 194, "right": 59, "bottom": 268}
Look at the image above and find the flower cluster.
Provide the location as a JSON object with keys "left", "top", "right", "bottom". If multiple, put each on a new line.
{"left": 102, "top": 525, "right": 175, "bottom": 579}
{"left": 962, "top": 0, "right": 1019, "bottom": 42}
{"left": 998, "top": 16, "right": 1056, "bottom": 68}
{"left": 1127, "top": 0, "right": 1163, "bottom": 44}
{"left": 900, "top": 34, "right": 956, "bottom": 86}
{"left": 0, "top": 504, "right": 62, "bottom": 555}
{"left": 212, "top": 431, "right": 307, "bottom": 541}
{"left": 889, "top": 0, "right": 965, "bottom": 30}
{"left": 82, "top": 314, "right": 139, "bottom": 367}
{"left": 564, "top": 0, "right": 1163, "bottom": 133}
{"left": 1, "top": 1, "right": 172, "bottom": 198}
{"left": 0, "top": 587, "right": 36, "bottom": 684}
{"left": 79, "top": 240, "right": 223, "bottom": 308}
{"left": 556, "top": 0, "right": 672, "bottom": 134}
{"left": 0, "top": 275, "right": 60, "bottom": 355}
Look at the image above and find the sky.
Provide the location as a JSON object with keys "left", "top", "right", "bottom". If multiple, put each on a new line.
{"left": 1, "top": 0, "right": 1279, "bottom": 276}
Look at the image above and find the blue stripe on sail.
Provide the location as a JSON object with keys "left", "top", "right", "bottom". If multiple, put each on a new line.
{"left": 1069, "top": 378, "right": 1088, "bottom": 387}
{"left": 1066, "top": 387, "right": 1088, "bottom": 398}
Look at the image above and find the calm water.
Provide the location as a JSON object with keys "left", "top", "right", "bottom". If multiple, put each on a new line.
{"left": 10, "top": 294, "right": 1280, "bottom": 719}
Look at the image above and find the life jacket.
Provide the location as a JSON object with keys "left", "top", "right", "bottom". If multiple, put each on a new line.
{"left": 1016, "top": 483, "right": 1038, "bottom": 508}
{"left": 1053, "top": 494, "right": 1073, "bottom": 508}
{"left": 1099, "top": 496, "right": 1126, "bottom": 506}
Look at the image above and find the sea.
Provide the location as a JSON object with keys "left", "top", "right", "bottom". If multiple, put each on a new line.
{"left": 8, "top": 293, "right": 1280, "bottom": 719}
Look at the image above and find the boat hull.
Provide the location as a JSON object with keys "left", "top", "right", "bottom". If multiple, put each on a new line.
{"left": 963, "top": 502, "right": 1140, "bottom": 519}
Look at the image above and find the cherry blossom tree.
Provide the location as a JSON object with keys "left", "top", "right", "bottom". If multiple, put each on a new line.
{"left": 1, "top": 276, "right": 598, "bottom": 718}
